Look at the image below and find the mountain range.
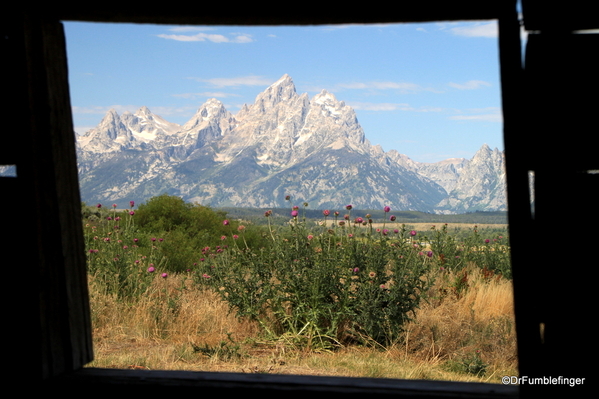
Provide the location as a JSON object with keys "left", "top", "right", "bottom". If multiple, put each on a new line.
{"left": 75, "top": 74, "right": 506, "bottom": 213}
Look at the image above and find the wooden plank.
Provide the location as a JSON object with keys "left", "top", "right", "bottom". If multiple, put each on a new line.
{"left": 522, "top": 0, "right": 599, "bottom": 31}
{"left": 19, "top": 14, "right": 93, "bottom": 379}
{"left": 523, "top": 33, "right": 599, "bottom": 170}
{"left": 49, "top": 368, "right": 519, "bottom": 398}
{"left": 46, "top": 2, "right": 504, "bottom": 24}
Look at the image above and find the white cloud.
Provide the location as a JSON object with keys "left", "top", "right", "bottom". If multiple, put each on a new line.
{"left": 449, "top": 22, "right": 498, "bottom": 38}
{"left": 172, "top": 92, "right": 242, "bottom": 99}
{"left": 448, "top": 80, "right": 492, "bottom": 90}
{"left": 349, "top": 102, "right": 444, "bottom": 112}
{"left": 449, "top": 107, "right": 502, "bottom": 122}
{"left": 157, "top": 30, "right": 253, "bottom": 43}
{"left": 191, "top": 75, "right": 274, "bottom": 88}
{"left": 338, "top": 81, "right": 435, "bottom": 93}
{"left": 166, "top": 26, "right": 215, "bottom": 32}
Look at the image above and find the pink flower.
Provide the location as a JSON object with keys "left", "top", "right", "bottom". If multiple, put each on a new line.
{"left": 96, "top": 203, "right": 102, "bottom": 208}
{"left": 221, "top": 235, "right": 227, "bottom": 240}
{"left": 307, "top": 235, "right": 313, "bottom": 240}
{"left": 161, "top": 273, "right": 168, "bottom": 278}
{"left": 233, "top": 234, "right": 239, "bottom": 240}
{"left": 147, "top": 266, "right": 155, "bottom": 273}
{"left": 129, "top": 200, "right": 135, "bottom": 208}
{"left": 410, "top": 230, "right": 417, "bottom": 236}
{"left": 323, "top": 210, "right": 330, "bottom": 216}
{"left": 345, "top": 205, "right": 352, "bottom": 210}
{"left": 223, "top": 220, "right": 230, "bottom": 226}
{"left": 129, "top": 211, "right": 135, "bottom": 215}
{"left": 291, "top": 210, "right": 298, "bottom": 217}
{"left": 383, "top": 206, "right": 391, "bottom": 213}
{"left": 389, "top": 215, "right": 396, "bottom": 221}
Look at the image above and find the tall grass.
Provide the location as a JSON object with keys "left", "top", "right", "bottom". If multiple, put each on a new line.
{"left": 87, "top": 264, "right": 516, "bottom": 381}
{"left": 83, "top": 196, "right": 516, "bottom": 380}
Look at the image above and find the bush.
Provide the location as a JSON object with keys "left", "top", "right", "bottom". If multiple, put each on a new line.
{"left": 195, "top": 202, "right": 435, "bottom": 349}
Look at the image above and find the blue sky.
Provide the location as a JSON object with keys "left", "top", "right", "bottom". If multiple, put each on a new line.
{"left": 64, "top": 21, "right": 505, "bottom": 163}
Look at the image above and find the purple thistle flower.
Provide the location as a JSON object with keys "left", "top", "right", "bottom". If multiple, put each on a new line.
{"left": 147, "top": 266, "right": 155, "bottom": 273}
{"left": 383, "top": 206, "right": 391, "bottom": 213}
{"left": 345, "top": 205, "right": 352, "bottom": 210}
{"left": 291, "top": 210, "right": 299, "bottom": 217}
{"left": 129, "top": 200, "right": 135, "bottom": 208}
{"left": 410, "top": 230, "right": 417, "bottom": 236}
{"left": 161, "top": 273, "right": 168, "bottom": 278}
{"left": 223, "top": 220, "right": 230, "bottom": 226}
{"left": 323, "top": 209, "right": 330, "bottom": 217}
{"left": 285, "top": 195, "right": 291, "bottom": 201}
{"left": 427, "top": 251, "right": 433, "bottom": 258}
{"left": 389, "top": 215, "right": 396, "bottom": 221}
{"left": 96, "top": 203, "right": 102, "bottom": 208}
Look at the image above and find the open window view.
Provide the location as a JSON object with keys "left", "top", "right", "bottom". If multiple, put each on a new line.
{"left": 65, "top": 21, "right": 516, "bottom": 381}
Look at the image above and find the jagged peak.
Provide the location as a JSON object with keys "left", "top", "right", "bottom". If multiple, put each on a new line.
{"left": 99, "top": 108, "right": 121, "bottom": 124}
{"left": 135, "top": 105, "right": 152, "bottom": 116}
{"left": 313, "top": 89, "right": 336, "bottom": 103}
{"left": 271, "top": 74, "right": 293, "bottom": 87}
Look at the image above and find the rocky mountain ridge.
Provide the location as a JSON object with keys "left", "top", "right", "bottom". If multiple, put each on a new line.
{"left": 76, "top": 74, "right": 506, "bottom": 213}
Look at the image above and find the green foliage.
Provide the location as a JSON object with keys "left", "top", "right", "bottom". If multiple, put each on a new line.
{"left": 83, "top": 203, "right": 166, "bottom": 300}
{"left": 447, "top": 350, "right": 489, "bottom": 376}
{"left": 195, "top": 203, "right": 435, "bottom": 349}
{"left": 82, "top": 195, "right": 512, "bottom": 350}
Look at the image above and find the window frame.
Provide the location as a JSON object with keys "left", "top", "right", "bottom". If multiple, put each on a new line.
{"left": 21, "top": 1, "right": 591, "bottom": 396}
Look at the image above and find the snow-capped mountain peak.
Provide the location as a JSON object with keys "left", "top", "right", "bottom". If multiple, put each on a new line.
{"left": 76, "top": 75, "right": 506, "bottom": 213}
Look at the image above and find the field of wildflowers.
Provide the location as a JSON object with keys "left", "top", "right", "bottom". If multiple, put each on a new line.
{"left": 84, "top": 195, "right": 512, "bottom": 354}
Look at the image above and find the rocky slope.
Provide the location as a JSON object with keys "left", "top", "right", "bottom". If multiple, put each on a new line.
{"left": 76, "top": 74, "right": 506, "bottom": 213}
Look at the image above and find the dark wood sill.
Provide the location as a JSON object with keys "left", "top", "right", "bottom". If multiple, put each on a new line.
{"left": 47, "top": 368, "right": 519, "bottom": 398}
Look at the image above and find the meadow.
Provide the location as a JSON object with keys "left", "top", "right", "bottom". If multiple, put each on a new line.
{"left": 83, "top": 195, "right": 516, "bottom": 382}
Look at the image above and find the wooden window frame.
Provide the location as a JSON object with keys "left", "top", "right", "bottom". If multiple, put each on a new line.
{"left": 8, "top": 1, "right": 595, "bottom": 397}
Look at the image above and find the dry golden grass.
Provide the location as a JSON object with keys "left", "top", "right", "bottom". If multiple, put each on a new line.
{"left": 86, "top": 266, "right": 517, "bottom": 382}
